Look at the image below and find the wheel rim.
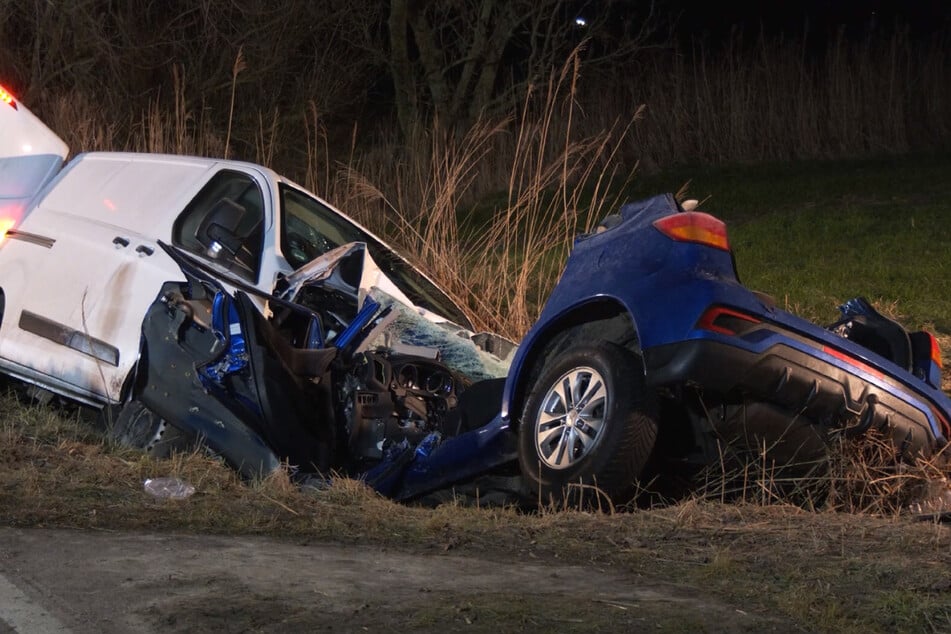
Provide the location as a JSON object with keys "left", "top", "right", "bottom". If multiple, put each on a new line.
{"left": 143, "top": 418, "right": 170, "bottom": 454}
{"left": 534, "top": 366, "right": 608, "bottom": 470}
{"left": 120, "top": 405, "right": 167, "bottom": 454}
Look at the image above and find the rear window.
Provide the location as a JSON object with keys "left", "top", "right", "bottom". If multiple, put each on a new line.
{"left": 0, "top": 154, "right": 62, "bottom": 199}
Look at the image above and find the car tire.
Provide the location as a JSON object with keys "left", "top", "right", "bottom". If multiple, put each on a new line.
{"left": 518, "top": 342, "right": 658, "bottom": 507}
{"left": 109, "top": 400, "right": 193, "bottom": 458}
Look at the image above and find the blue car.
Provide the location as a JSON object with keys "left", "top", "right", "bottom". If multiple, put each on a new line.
{"left": 117, "top": 194, "right": 950, "bottom": 506}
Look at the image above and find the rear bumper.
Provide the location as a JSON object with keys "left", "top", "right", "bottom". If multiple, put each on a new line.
{"left": 644, "top": 338, "right": 942, "bottom": 458}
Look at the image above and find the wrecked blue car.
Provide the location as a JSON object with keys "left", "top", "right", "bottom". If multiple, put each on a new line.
{"left": 117, "top": 194, "right": 951, "bottom": 505}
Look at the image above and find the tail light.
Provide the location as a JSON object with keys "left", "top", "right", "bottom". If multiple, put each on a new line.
{"left": 0, "top": 85, "right": 17, "bottom": 110}
{"left": 931, "top": 406, "right": 951, "bottom": 440}
{"left": 697, "top": 306, "right": 761, "bottom": 335}
{"left": 0, "top": 217, "right": 14, "bottom": 245}
{"left": 653, "top": 212, "right": 730, "bottom": 251}
{"left": 926, "top": 331, "right": 943, "bottom": 369}
{"left": 822, "top": 345, "right": 884, "bottom": 380}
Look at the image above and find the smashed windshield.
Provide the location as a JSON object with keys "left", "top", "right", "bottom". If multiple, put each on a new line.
{"left": 279, "top": 183, "right": 471, "bottom": 328}
{"left": 361, "top": 288, "right": 514, "bottom": 382}
{"left": 283, "top": 242, "right": 516, "bottom": 382}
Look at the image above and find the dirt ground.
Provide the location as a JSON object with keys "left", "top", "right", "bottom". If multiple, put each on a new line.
{"left": 0, "top": 527, "right": 787, "bottom": 633}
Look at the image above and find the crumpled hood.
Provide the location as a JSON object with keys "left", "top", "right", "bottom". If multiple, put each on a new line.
{"left": 281, "top": 241, "right": 452, "bottom": 324}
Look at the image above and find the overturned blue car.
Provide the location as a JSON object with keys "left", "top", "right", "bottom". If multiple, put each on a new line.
{"left": 117, "top": 194, "right": 951, "bottom": 506}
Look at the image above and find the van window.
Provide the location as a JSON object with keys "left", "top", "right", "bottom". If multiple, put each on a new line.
{"left": 279, "top": 183, "right": 471, "bottom": 328}
{"left": 0, "top": 155, "right": 63, "bottom": 199}
{"left": 172, "top": 170, "right": 265, "bottom": 282}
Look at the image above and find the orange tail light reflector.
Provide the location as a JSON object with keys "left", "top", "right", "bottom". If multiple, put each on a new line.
{"left": 0, "top": 85, "right": 17, "bottom": 110}
{"left": 926, "top": 331, "right": 943, "bottom": 369}
{"left": 697, "top": 306, "right": 761, "bottom": 335}
{"left": 653, "top": 212, "right": 730, "bottom": 251}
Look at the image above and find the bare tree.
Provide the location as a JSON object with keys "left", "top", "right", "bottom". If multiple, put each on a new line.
{"left": 0, "top": 0, "right": 661, "bottom": 151}
{"left": 0, "top": 1, "right": 381, "bottom": 134}
{"left": 386, "top": 0, "right": 658, "bottom": 135}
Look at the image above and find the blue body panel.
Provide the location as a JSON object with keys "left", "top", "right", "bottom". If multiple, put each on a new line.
{"left": 365, "top": 414, "right": 516, "bottom": 500}
{"left": 498, "top": 193, "right": 951, "bottom": 443}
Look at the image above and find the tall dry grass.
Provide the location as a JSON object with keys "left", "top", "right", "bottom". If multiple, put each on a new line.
{"left": 38, "top": 27, "right": 951, "bottom": 169}
{"left": 323, "top": 52, "right": 639, "bottom": 337}
{"left": 37, "top": 51, "right": 638, "bottom": 338}
{"left": 608, "top": 28, "right": 951, "bottom": 167}
{"left": 32, "top": 28, "right": 951, "bottom": 335}
{"left": 688, "top": 429, "right": 951, "bottom": 517}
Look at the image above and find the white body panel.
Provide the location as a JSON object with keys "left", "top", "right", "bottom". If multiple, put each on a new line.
{"left": 0, "top": 152, "right": 283, "bottom": 404}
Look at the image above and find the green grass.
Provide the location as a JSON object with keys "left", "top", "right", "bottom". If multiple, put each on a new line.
{"left": 624, "top": 153, "right": 951, "bottom": 329}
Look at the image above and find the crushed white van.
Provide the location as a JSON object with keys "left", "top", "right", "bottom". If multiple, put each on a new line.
{"left": 0, "top": 84, "right": 472, "bottom": 407}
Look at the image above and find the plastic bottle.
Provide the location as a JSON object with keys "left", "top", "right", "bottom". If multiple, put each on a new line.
{"left": 143, "top": 477, "right": 196, "bottom": 500}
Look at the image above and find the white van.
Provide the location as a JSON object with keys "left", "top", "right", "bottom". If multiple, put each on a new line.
{"left": 0, "top": 84, "right": 470, "bottom": 407}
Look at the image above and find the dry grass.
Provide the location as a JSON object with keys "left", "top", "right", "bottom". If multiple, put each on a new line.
{"left": 4, "top": 389, "right": 951, "bottom": 630}
{"left": 13, "top": 27, "right": 948, "bottom": 525}
{"left": 36, "top": 49, "right": 638, "bottom": 338}
{"left": 6, "top": 383, "right": 950, "bottom": 525}
{"left": 6, "top": 21, "right": 951, "bottom": 631}
{"left": 321, "top": 51, "right": 639, "bottom": 337}
{"left": 613, "top": 28, "right": 951, "bottom": 168}
{"left": 27, "top": 29, "right": 951, "bottom": 338}
{"left": 696, "top": 432, "right": 951, "bottom": 519}
{"left": 36, "top": 27, "right": 951, "bottom": 174}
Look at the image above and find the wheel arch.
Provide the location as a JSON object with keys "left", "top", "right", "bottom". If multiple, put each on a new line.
{"left": 117, "top": 335, "right": 149, "bottom": 404}
{"left": 505, "top": 297, "right": 642, "bottom": 429}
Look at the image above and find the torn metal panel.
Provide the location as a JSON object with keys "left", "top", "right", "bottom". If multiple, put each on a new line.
{"left": 128, "top": 241, "right": 517, "bottom": 498}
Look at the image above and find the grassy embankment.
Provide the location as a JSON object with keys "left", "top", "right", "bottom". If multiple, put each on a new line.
{"left": 3, "top": 156, "right": 951, "bottom": 632}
